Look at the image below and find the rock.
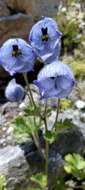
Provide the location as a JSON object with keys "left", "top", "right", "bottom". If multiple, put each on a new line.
{"left": 0, "top": 12, "right": 33, "bottom": 82}
{"left": 76, "top": 81, "right": 85, "bottom": 101}
{"left": 0, "top": 124, "right": 85, "bottom": 190}
{"left": 0, "top": 0, "right": 9, "bottom": 16}
{"left": 0, "top": 145, "right": 29, "bottom": 190}
{"left": 50, "top": 126, "right": 85, "bottom": 157}
{"left": 48, "top": 153, "right": 64, "bottom": 189}
{"left": 69, "top": 81, "right": 85, "bottom": 102}
{"left": 6, "top": 127, "right": 13, "bottom": 135}
{"left": 75, "top": 100, "right": 85, "bottom": 109}
{"left": 0, "top": 138, "right": 6, "bottom": 145}
{"left": 59, "top": 108, "right": 85, "bottom": 141}
{"left": 80, "top": 113, "right": 85, "bottom": 123}
{"left": 6, "top": 0, "right": 61, "bottom": 19}
{"left": 0, "top": 13, "right": 33, "bottom": 45}
{"left": 21, "top": 125, "right": 85, "bottom": 189}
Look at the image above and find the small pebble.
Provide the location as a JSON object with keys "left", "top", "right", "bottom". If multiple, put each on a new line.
{"left": 0, "top": 139, "right": 6, "bottom": 144}
{"left": 19, "top": 102, "right": 26, "bottom": 109}
{"left": 6, "top": 136, "right": 12, "bottom": 141}
{"left": 6, "top": 127, "right": 13, "bottom": 135}
{"left": 80, "top": 113, "right": 85, "bottom": 123}
{"left": 75, "top": 100, "right": 85, "bottom": 109}
{"left": 2, "top": 127, "right": 7, "bottom": 132}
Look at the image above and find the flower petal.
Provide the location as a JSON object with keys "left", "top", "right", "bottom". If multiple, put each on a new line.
{"left": 29, "top": 17, "right": 62, "bottom": 64}
{"left": 5, "top": 79, "right": 25, "bottom": 102}
{"left": 34, "top": 61, "right": 75, "bottom": 99}
{"left": 0, "top": 38, "right": 36, "bottom": 75}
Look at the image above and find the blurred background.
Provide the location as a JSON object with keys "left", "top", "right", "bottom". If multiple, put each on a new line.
{"left": 0, "top": 0, "right": 85, "bottom": 103}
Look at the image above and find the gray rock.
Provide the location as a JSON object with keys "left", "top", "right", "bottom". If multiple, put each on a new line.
{"left": 80, "top": 113, "right": 85, "bottom": 123}
{"left": 51, "top": 126, "right": 85, "bottom": 156}
{"left": 48, "top": 153, "right": 64, "bottom": 190}
{"left": 0, "top": 123, "right": 85, "bottom": 190}
{"left": 0, "top": 145, "right": 29, "bottom": 190}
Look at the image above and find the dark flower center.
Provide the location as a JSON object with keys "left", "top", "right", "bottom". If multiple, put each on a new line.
{"left": 41, "top": 27, "right": 49, "bottom": 41}
{"left": 12, "top": 45, "right": 22, "bottom": 57}
{"left": 50, "top": 77, "right": 55, "bottom": 79}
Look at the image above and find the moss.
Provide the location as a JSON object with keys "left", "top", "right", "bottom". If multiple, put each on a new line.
{"left": 71, "top": 60, "right": 85, "bottom": 79}
{"left": 62, "top": 56, "right": 85, "bottom": 79}
{"left": 56, "top": 1, "right": 85, "bottom": 57}
{"left": 60, "top": 99, "right": 73, "bottom": 110}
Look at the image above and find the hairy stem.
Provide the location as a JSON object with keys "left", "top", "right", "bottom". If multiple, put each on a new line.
{"left": 31, "top": 132, "right": 45, "bottom": 160}
{"left": 45, "top": 139, "right": 49, "bottom": 186}
{"left": 54, "top": 98, "right": 60, "bottom": 131}
{"left": 23, "top": 73, "right": 36, "bottom": 108}
{"left": 23, "top": 73, "right": 45, "bottom": 160}
{"left": 43, "top": 101, "right": 49, "bottom": 185}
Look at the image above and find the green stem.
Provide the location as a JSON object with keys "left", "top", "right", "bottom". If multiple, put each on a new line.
{"left": 23, "top": 73, "right": 36, "bottom": 108}
{"left": 45, "top": 140, "right": 49, "bottom": 185}
{"left": 32, "top": 132, "right": 45, "bottom": 160}
{"left": 23, "top": 73, "right": 45, "bottom": 160}
{"left": 43, "top": 101, "right": 49, "bottom": 185}
{"left": 54, "top": 98, "right": 60, "bottom": 131}
{"left": 43, "top": 100, "right": 48, "bottom": 131}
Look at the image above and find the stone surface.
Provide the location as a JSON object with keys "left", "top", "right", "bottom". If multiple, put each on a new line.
{"left": 0, "top": 145, "right": 29, "bottom": 190}
{"left": 0, "top": 0, "right": 64, "bottom": 47}
{"left": 0, "top": 0, "right": 9, "bottom": 16}
{"left": 75, "top": 100, "right": 85, "bottom": 109}
{"left": 80, "top": 113, "right": 85, "bottom": 123}
{"left": 6, "top": 0, "right": 61, "bottom": 19}
{"left": 0, "top": 99, "right": 85, "bottom": 189}
{"left": 0, "top": 129, "right": 84, "bottom": 190}
{"left": 0, "top": 13, "right": 33, "bottom": 45}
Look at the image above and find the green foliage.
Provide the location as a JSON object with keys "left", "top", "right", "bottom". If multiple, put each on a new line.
{"left": 30, "top": 173, "right": 47, "bottom": 190}
{"left": 56, "top": 0, "right": 85, "bottom": 57}
{"left": 60, "top": 99, "right": 73, "bottom": 110}
{"left": 24, "top": 105, "right": 40, "bottom": 117}
{"left": 71, "top": 60, "right": 85, "bottom": 79}
{"left": 0, "top": 175, "right": 7, "bottom": 190}
{"left": 63, "top": 55, "right": 85, "bottom": 79}
{"left": 44, "top": 130, "right": 56, "bottom": 144}
{"left": 64, "top": 153, "right": 85, "bottom": 180}
{"left": 55, "top": 119, "right": 73, "bottom": 133}
{"left": 52, "top": 176, "right": 66, "bottom": 190}
{"left": 12, "top": 115, "right": 40, "bottom": 143}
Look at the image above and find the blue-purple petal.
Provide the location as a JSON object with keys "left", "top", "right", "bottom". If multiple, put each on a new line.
{"left": 29, "top": 17, "right": 62, "bottom": 64}
{"left": 0, "top": 38, "right": 36, "bottom": 75}
{"left": 34, "top": 61, "right": 75, "bottom": 99}
{"left": 5, "top": 79, "right": 25, "bottom": 102}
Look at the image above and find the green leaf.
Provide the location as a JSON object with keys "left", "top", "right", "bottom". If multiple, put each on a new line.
{"left": 44, "top": 131, "right": 56, "bottom": 144}
{"left": 64, "top": 153, "right": 85, "bottom": 180}
{"left": 0, "top": 175, "right": 7, "bottom": 190}
{"left": 12, "top": 115, "right": 40, "bottom": 143}
{"left": 24, "top": 106, "right": 40, "bottom": 117}
{"left": 53, "top": 176, "right": 66, "bottom": 190}
{"left": 64, "top": 165, "right": 73, "bottom": 174}
{"left": 55, "top": 119, "right": 73, "bottom": 134}
{"left": 73, "top": 154, "right": 85, "bottom": 170}
{"left": 31, "top": 173, "right": 47, "bottom": 189}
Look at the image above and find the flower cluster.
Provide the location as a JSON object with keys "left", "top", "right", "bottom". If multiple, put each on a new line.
{"left": 0, "top": 17, "right": 75, "bottom": 102}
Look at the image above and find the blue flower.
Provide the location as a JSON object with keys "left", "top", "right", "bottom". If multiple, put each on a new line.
{"left": 34, "top": 61, "right": 75, "bottom": 99}
{"left": 5, "top": 79, "right": 25, "bottom": 102}
{"left": 29, "top": 17, "right": 62, "bottom": 64}
{"left": 0, "top": 38, "right": 36, "bottom": 75}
